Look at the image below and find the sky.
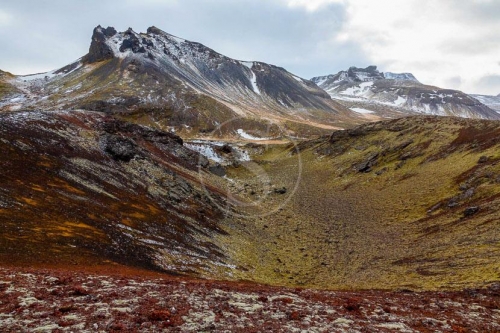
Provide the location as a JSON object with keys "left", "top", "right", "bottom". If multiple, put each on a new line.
{"left": 0, "top": 0, "right": 499, "bottom": 95}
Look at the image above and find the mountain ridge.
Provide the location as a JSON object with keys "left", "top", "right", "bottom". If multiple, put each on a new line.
{"left": 0, "top": 25, "right": 363, "bottom": 138}
{"left": 312, "top": 66, "right": 499, "bottom": 120}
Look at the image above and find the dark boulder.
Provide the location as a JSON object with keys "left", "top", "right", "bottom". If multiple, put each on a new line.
{"left": 463, "top": 206, "right": 480, "bottom": 217}
{"left": 100, "top": 134, "right": 140, "bottom": 162}
{"left": 478, "top": 155, "right": 489, "bottom": 164}
{"left": 274, "top": 187, "right": 287, "bottom": 194}
{"left": 209, "top": 163, "right": 226, "bottom": 177}
{"left": 219, "top": 144, "right": 233, "bottom": 154}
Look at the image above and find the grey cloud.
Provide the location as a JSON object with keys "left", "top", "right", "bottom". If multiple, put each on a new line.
{"left": 0, "top": 0, "right": 368, "bottom": 79}
{"left": 439, "top": 33, "right": 500, "bottom": 56}
{"left": 476, "top": 75, "right": 500, "bottom": 95}
{"left": 446, "top": 0, "right": 500, "bottom": 24}
{"left": 444, "top": 76, "right": 462, "bottom": 90}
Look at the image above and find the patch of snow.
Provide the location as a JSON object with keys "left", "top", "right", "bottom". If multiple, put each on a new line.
{"left": 9, "top": 97, "right": 25, "bottom": 103}
{"left": 240, "top": 61, "right": 253, "bottom": 70}
{"left": 278, "top": 99, "right": 288, "bottom": 107}
{"left": 236, "top": 129, "right": 268, "bottom": 141}
{"left": 325, "top": 85, "right": 339, "bottom": 92}
{"left": 384, "top": 72, "right": 418, "bottom": 82}
{"left": 359, "top": 81, "right": 374, "bottom": 89}
{"left": 350, "top": 107, "right": 374, "bottom": 114}
{"left": 340, "top": 87, "right": 357, "bottom": 95}
{"left": 248, "top": 70, "right": 261, "bottom": 95}
{"left": 19, "top": 71, "right": 57, "bottom": 82}
{"left": 184, "top": 143, "right": 223, "bottom": 163}
{"left": 340, "top": 81, "right": 373, "bottom": 96}
{"left": 394, "top": 95, "right": 407, "bottom": 106}
{"left": 315, "top": 77, "right": 328, "bottom": 86}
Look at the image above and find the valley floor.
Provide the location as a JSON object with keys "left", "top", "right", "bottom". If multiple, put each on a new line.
{"left": 0, "top": 266, "right": 498, "bottom": 332}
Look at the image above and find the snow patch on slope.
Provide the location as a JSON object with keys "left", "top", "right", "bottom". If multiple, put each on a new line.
{"left": 384, "top": 72, "right": 419, "bottom": 82}
{"left": 350, "top": 107, "right": 374, "bottom": 114}
{"left": 184, "top": 143, "right": 223, "bottom": 163}
{"left": 394, "top": 96, "right": 406, "bottom": 106}
{"left": 248, "top": 71, "right": 261, "bottom": 95}
{"left": 340, "top": 81, "right": 374, "bottom": 96}
{"left": 236, "top": 129, "right": 269, "bottom": 141}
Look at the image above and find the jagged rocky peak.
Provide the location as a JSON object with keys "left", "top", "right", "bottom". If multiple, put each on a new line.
{"left": 347, "top": 65, "right": 385, "bottom": 82}
{"left": 82, "top": 25, "right": 227, "bottom": 65}
{"left": 83, "top": 25, "right": 118, "bottom": 64}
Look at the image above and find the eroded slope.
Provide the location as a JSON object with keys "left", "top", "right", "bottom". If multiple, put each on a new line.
{"left": 0, "top": 110, "right": 236, "bottom": 276}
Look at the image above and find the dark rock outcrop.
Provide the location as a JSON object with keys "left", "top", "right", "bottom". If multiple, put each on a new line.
{"left": 209, "top": 163, "right": 226, "bottom": 177}
{"left": 83, "top": 25, "right": 117, "bottom": 64}
{"left": 464, "top": 206, "right": 480, "bottom": 217}
{"left": 100, "top": 134, "right": 140, "bottom": 162}
{"left": 120, "top": 28, "right": 146, "bottom": 53}
{"left": 274, "top": 187, "right": 287, "bottom": 194}
{"left": 356, "top": 153, "right": 379, "bottom": 173}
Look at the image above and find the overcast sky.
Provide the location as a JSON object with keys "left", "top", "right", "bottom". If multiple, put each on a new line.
{"left": 0, "top": 0, "right": 499, "bottom": 95}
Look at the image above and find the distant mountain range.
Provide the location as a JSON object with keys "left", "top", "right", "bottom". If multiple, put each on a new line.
{"left": 1, "top": 27, "right": 499, "bottom": 141}
{"left": 470, "top": 94, "right": 500, "bottom": 113}
{"left": 312, "top": 66, "right": 500, "bottom": 120}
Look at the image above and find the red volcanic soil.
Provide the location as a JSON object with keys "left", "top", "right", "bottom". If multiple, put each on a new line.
{"left": 0, "top": 265, "right": 498, "bottom": 332}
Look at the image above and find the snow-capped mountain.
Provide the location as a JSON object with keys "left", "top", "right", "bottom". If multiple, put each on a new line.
{"left": 0, "top": 26, "right": 361, "bottom": 138}
{"left": 383, "top": 72, "right": 419, "bottom": 82}
{"left": 312, "top": 66, "right": 499, "bottom": 120}
{"left": 470, "top": 94, "right": 500, "bottom": 113}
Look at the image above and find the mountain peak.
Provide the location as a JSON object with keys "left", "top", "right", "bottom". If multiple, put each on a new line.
{"left": 2, "top": 24, "right": 350, "bottom": 135}
{"left": 146, "top": 26, "right": 163, "bottom": 35}
{"left": 82, "top": 25, "right": 215, "bottom": 65}
{"left": 83, "top": 25, "right": 117, "bottom": 64}
{"left": 347, "top": 65, "right": 384, "bottom": 81}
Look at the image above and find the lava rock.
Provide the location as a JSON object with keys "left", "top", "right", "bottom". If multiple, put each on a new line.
{"left": 100, "top": 134, "right": 140, "bottom": 162}
{"left": 220, "top": 144, "right": 233, "bottom": 154}
{"left": 463, "top": 206, "right": 480, "bottom": 217}
{"left": 209, "top": 163, "right": 226, "bottom": 177}
{"left": 84, "top": 25, "right": 116, "bottom": 64}
{"left": 120, "top": 30, "right": 146, "bottom": 53}
{"left": 478, "top": 155, "right": 489, "bottom": 163}
{"left": 274, "top": 187, "right": 287, "bottom": 194}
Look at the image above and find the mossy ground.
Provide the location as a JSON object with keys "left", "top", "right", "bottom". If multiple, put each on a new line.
{"left": 216, "top": 116, "right": 500, "bottom": 291}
